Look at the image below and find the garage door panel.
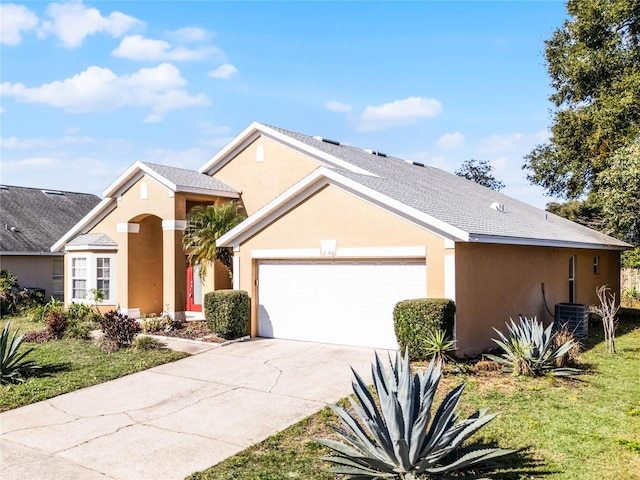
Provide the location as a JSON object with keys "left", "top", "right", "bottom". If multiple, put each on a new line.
{"left": 257, "top": 260, "right": 426, "bottom": 349}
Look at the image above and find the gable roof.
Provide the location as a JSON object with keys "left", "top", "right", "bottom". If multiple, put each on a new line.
{"left": 52, "top": 161, "right": 239, "bottom": 252}
{"left": 0, "top": 185, "right": 101, "bottom": 253}
{"left": 214, "top": 123, "right": 630, "bottom": 250}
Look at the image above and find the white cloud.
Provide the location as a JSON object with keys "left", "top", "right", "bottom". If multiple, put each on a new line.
{"left": 168, "top": 27, "right": 207, "bottom": 43}
{"left": 1, "top": 63, "right": 210, "bottom": 121}
{"left": 112, "top": 34, "right": 218, "bottom": 61}
{"left": 0, "top": 135, "right": 96, "bottom": 149}
{"left": 0, "top": 106, "right": 5, "bottom": 114}
{"left": 436, "top": 132, "right": 465, "bottom": 150}
{"left": 479, "top": 130, "right": 548, "bottom": 154}
{"left": 1, "top": 156, "right": 60, "bottom": 170}
{"left": 39, "top": 1, "right": 141, "bottom": 48}
{"left": 357, "top": 97, "right": 442, "bottom": 132}
{"left": 325, "top": 101, "right": 352, "bottom": 113}
{"left": 209, "top": 63, "right": 238, "bottom": 79}
{"left": 0, "top": 4, "right": 38, "bottom": 45}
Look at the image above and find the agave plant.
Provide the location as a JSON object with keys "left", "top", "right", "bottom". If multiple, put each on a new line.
{"left": 484, "top": 316, "right": 581, "bottom": 377}
{"left": 316, "top": 351, "right": 514, "bottom": 479}
{"left": 1, "top": 322, "right": 41, "bottom": 384}
{"left": 423, "top": 328, "right": 456, "bottom": 365}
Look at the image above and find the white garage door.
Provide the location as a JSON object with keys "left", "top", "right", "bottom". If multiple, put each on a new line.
{"left": 257, "top": 260, "right": 426, "bottom": 349}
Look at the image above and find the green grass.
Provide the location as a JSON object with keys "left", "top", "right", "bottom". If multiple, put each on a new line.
{"left": 1, "top": 315, "right": 189, "bottom": 411}
{"left": 189, "top": 311, "right": 640, "bottom": 480}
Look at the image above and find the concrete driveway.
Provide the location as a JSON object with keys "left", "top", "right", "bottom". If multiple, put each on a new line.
{"left": 0, "top": 338, "right": 386, "bottom": 480}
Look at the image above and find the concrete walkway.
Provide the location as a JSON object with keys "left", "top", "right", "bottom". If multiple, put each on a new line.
{"left": 1, "top": 338, "right": 384, "bottom": 480}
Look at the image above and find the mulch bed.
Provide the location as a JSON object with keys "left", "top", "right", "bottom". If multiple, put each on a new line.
{"left": 145, "top": 320, "right": 227, "bottom": 344}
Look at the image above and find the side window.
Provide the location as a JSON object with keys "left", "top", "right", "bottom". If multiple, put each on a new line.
{"left": 593, "top": 256, "right": 600, "bottom": 275}
{"left": 96, "top": 257, "right": 111, "bottom": 299}
{"left": 569, "top": 255, "right": 575, "bottom": 304}
{"left": 72, "top": 257, "right": 87, "bottom": 300}
{"left": 52, "top": 259, "right": 64, "bottom": 299}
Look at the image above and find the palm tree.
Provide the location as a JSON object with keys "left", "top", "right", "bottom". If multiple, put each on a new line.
{"left": 182, "top": 201, "right": 246, "bottom": 279}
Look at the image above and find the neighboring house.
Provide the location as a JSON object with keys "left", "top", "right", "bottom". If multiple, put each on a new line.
{"left": 0, "top": 185, "right": 101, "bottom": 300}
{"left": 53, "top": 123, "right": 630, "bottom": 355}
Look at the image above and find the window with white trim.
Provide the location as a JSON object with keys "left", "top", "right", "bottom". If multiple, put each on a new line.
{"left": 72, "top": 257, "right": 87, "bottom": 299}
{"left": 96, "top": 258, "right": 111, "bottom": 299}
{"left": 68, "top": 253, "right": 116, "bottom": 303}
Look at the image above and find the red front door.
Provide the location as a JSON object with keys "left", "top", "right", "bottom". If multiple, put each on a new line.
{"left": 186, "top": 265, "right": 202, "bottom": 312}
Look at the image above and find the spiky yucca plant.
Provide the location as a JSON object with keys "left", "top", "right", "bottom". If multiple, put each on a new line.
{"left": 485, "top": 316, "right": 581, "bottom": 377}
{"left": 1, "top": 322, "right": 40, "bottom": 384}
{"left": 317, "top": 351, "right": 514, "bottom": 479}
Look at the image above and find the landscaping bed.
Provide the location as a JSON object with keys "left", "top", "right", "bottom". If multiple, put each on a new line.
{"left": 188, "top": 310, "right": 640, "bottom": 480}
{"left": 144, "top": 320, "right": 228, "bottom": 343}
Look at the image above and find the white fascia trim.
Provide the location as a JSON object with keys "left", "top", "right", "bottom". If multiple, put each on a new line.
{"left": 469, "top": 234, "right": 630, "bottom": 251}
{"left": 117, "top": 223, "right": 140, "bottom": 233}
{"left": 337, "top": 246, "right": 426, "bottom": 258}
{"left": 217, "top": 167, "right": 469, "bottom": 248}
{"left": 65, "top": 245, "right": 117, "bottom": 252}
{"left": 104, "top": 163, "right": 175, "bottom": 198}
{"left": 1, "top": 251, "right": 63, "bottom": 256}
{"left": 162, "top": 220, "right": 188, "bottom": 231}
{"left": 252, "top": 249, "right": 321, "bottom": 259}
{"left": 51, "top": 198, "right": 115, "bottom": 252}
{"left": 198, "top": 122, "right": 374, "bottom": 177}
{"left": 251, "top": 246, "right": 427, "bottom": 259}
{"left": 232, "top": 256, "right": 240, "bottom": 290}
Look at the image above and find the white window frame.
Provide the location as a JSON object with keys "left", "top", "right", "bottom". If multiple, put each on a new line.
{"left": 67, "top": 253, "right": 117, "bottom": 304}
{"left": 71, "top": 256, "right": 88, "bottom": 300}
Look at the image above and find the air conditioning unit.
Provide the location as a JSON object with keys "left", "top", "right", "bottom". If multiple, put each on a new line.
{"left": 554, "top": 303, "right": 589, "bottom": 338}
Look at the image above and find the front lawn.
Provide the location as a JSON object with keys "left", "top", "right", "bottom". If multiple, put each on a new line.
{"left": 1, "top": 315, "right": 189, "bottom": 412}
{"left": 189, "top": 310, "right": 640, "bottom": 480}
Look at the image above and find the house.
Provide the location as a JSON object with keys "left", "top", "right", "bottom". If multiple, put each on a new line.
{"left": 53, "top": 123, "right": 630, "bottom": 355}
{"left": 0, "top": 185, "right": 101, "bottom": 300}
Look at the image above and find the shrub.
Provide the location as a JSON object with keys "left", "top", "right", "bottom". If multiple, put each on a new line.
{"left": 316, "top": 351, "right": 514, "bottom": 478}
{"left": 28, "top": 297, "right": 64, "bottom": 323}
{"left": 67, "top": 302, "right": 94, "bottom": 322}
{"left": 23, "top": 329, "right": 54, "bottom": 344}
{"left": 485, "top": 316, "right": 582, "bottom": 377}
{"left": 1, "top": 322, "right": 41, "bottom": 384}
{"left": 98, "top": 310, "right": 139, "bottom": 348}
{"left": 204, "top": 290, "right": 249, "bottom": 340}
{"left": 393, "top": 298, "right": 455, "bottom": 361}
{"left": 132, "top": 336, "right": 166, "bottom": 350}
{"left": 140, "top": 313, "right": 180, "bottom": 333}
{"left": 45, "top": 308, "right": 68, "bottom": 339}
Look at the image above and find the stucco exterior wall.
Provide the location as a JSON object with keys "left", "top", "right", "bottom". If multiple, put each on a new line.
{"left": 212, "top": 135, "right": 321, "bottom": 215}
{"left": 233, "top": 185, "right": 449, "bottom": 336}
{"left": 1, "top": 255, "right": 63, "bottom": 299}
{"left": 454, "top": 242, "right": 621, "bottom": 355}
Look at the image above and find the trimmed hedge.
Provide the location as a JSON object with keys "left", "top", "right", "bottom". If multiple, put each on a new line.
{"left": 393, "top": 298, "right": 455, "bottom": 361}
{"left": 204, "top": 290, "right": 250, "bottom": 340}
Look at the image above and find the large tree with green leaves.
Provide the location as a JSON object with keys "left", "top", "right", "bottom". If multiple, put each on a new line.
{"left": 182, "top": 201, "right": 246, "bottom": 279}
{"left": 524, "top": 0, "right": 640, "bottom": 200}
{"left": 455, "top": 159, "right": 505, "bottom": 191}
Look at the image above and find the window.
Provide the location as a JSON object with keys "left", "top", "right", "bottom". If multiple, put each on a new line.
{"left": 52, "top": 259, "right": 64, "bottom": 299}
{"left": 593, "top": 256, "right": 600, "bottom": 275}
{"left": 68, "top": 253, "right": 116, "bottom": 303}
{"left": 72, "top": 257, "right": 87, "bottom": 299}
{"left": 96, "top": 258, "right": 111, "bottom": 299}
{"left": 568, "top": 256, "right": 575, "bottom": 304}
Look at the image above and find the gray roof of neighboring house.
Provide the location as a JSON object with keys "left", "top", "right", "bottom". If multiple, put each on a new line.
{"left": 264, "top": 124, "right": 629, "bottom": 249}
{"left": 0, "top": 185, "right": 101, "bottom": 253}
{"left": 66, "top": 233, "right": 117, "bottom": 247}
{"left": 142, "top": 162, "right": 238, "bottom": 193}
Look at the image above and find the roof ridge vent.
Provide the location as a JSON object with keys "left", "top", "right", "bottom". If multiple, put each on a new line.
{"left": 490, "top": 202, "right": 506, "bottom": 213}
{"left": 0, "top": 186, "right": 8, "bottom": 191}
{"left": 313, "top": 136, "right": 340, "bottom": 146}
{"left": 363, "top": 149, "right": 387, "bottom": 157}
{"left": 42, "top": 189, "right": 64, "bottom": 196}
{"left": 412, "top": 161, "right": 424, "bottom": 167}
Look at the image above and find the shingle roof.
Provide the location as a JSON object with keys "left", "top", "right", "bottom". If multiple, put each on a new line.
{"left": 0, "top": 185, "right": 101, "bottom": 252}
{"left": 66, "top": 233, "right": 117, "bottom": 247}
{"left": 263, "top": 124, "right": 629, "bottom": 249}
{"left": 141, "top": 162, "right": 238, "bottom": 193}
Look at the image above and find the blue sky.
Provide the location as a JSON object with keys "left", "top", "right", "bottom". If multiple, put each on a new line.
{"left": 1, "top": 1, "right": 568, "bottom": 208}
